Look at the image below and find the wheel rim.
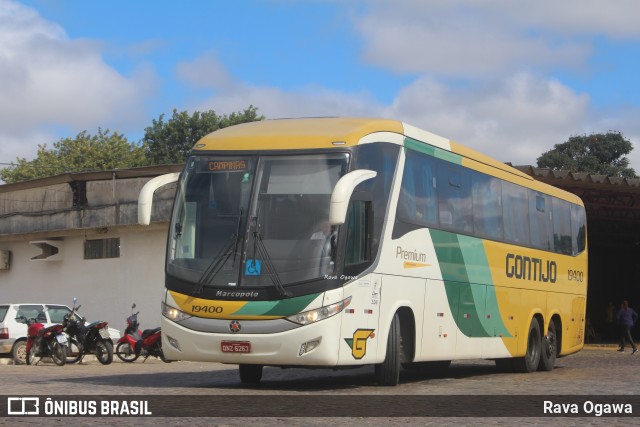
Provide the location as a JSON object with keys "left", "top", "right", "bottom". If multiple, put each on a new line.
{"left": 117, "top": 342, "right": 138, "bottom": 362}
{"left": 546, "top": 331, "right": 556, "bottom": 355}
{"left": 15, "top": 342, "right": 27, "bottom": 364}
{"left": 96, "top": 342, "right": 107, "bottom": 362}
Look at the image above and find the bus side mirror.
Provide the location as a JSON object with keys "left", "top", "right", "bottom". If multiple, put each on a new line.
{"left": 138, "top": 173, "right": 181, "bottom": 225}
{"left": 329, "top": 169, "right": 377, "bottom": 225}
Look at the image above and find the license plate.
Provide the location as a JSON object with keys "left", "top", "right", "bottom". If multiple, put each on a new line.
{"left": 56, "top": 335, "right": 68, "bottom": 344}
{"left": 221, "top": 341, "right": 251, "bottom": 353}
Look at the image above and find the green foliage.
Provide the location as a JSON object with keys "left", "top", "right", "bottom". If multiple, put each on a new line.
{"left": 143, "top": 105, "right": 264, "bottom": 164}
{"left": 536, "top": 132, "right": 638, "bottom": 178}
{"left": 0, "top": 129, "right": 149, "bottom": 184}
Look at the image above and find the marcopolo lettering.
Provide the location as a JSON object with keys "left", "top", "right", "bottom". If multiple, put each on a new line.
{"left": 505, "top": 253, "right": 556, "bottom": 283}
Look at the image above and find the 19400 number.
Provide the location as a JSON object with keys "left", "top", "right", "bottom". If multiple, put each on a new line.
{"left": 568, "top": 270, "right": 585, "bottom": 282}
{"left": 192, "top": 305, "right": 223, "bottom": 314}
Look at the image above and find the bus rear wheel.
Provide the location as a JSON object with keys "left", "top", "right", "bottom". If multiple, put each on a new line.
{"left": 375, "top": 313, "right": 401, "bottom": 386}
{"left": 239, "top": 364, "right": 263, "bottom": 384}
{"left": 513, "top": 318, "right": 541, "bottom": 373}
{"left": 538, "top": 320, "right": 557, "bottom": 371}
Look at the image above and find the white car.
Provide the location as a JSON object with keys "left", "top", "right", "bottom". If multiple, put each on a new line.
{"left": 0, "top": 303, "right": 120, "bottom": 364}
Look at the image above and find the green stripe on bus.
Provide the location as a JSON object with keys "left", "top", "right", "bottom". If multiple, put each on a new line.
{"left": 457, "top": 235, "right": 511, "bottom": 338}
{"left": 234, "top": 292, "right": 321, "bottom": 317}
{"left": 404, "top": 137, "right": 462, "bottom": 164}
{"left": 431, "top": 230, "right": 510, "bottom": 338}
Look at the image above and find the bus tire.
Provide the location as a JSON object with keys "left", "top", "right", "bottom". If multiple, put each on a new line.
{"left": 538, "top": 320, "right": 557, "bottom": 372}
{"left": 513, "top": 318, "right": 541, "bottom": 373}
{"left": 375, "top": 313, "right": 401, "bottom": 386}
{"left": 239, "top": 364, "right": 263, "bottom": 384}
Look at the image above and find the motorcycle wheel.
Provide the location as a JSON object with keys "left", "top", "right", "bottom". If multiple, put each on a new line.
{"left": 49, "top": 341, "right": 66, "bottom": 366}
{"left": 95, "top": 340, "right": 114, "bottom": 365}
{"left": 65, "top": 338, "right": 82, "bottom": 364}
{"left": 26, "top": 347, "right": 37, "bottom": 366}
{"left": 115, "top": 342, "right": 139, "bottom": 363}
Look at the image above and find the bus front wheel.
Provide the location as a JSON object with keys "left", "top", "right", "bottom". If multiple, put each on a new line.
{"left": 375, "top": 313, "right": 401, "bottom": 386}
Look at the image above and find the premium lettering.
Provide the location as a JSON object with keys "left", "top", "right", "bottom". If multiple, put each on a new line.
{"left": 396, "top": 246, "right": 427, "bottom": 263}
{"left": 505, "top": 253, "right": 556, "bottom": 283}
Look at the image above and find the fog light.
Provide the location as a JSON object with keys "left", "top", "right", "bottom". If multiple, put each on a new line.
{"left": 299, "top": 337, "right": 322, "bottom": 356}
{"left": 167, "top": 335, "right": 181, "bottom": 351}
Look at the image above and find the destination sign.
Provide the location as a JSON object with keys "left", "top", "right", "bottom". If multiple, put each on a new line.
{"left": 205, "top": 160, "right": 248, "bottom": 172}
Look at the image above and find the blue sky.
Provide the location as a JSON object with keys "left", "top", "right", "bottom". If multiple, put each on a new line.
{"left": 2, "top": 0, "right": 640, "bottom": 173}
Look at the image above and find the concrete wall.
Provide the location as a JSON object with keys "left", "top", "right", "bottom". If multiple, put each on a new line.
{"left": 0, "top": 226, "right": 168, "bottom": 331}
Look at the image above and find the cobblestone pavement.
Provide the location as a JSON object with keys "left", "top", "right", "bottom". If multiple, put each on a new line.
{"left": 1, "top": 346, "right": 638, "bottom": 426}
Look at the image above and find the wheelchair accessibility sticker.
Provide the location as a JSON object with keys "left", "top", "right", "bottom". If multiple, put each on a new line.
{"left": 245, "top": 259, "right": 262, "bottom": 275}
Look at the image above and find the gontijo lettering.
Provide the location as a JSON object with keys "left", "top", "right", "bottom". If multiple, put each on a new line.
{"left": 505, "top": 253, "right": 557, "bottom": 283}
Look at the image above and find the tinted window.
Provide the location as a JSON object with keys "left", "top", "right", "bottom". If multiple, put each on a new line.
{"left": 396, "top": 146, "right": 585, "bottom": 257}
{"left": 397, "top": 150, "right": 438, "bottom": 226}
{"left": 354, "top": 143, "right": 400, "bottom": 257}
{"left": 502, "top": 181, "right": 530, "bottom": 245}
{"left": 437, "top": 164, "right": 473, "bottom": 233}
{"left": 47, "top": 305, "right": 72, "bottom": 323}
{"left": 0, "top": 306, "right": 8, "bottom": 322}
{"left": 571, "top": 203, "right": 587, "bottom": 255}
{"left": 552, "top": 198, "right": 573, "bottom": 255}
{"left": 472, "top": 172, "right": 502, "bottom": 240}
{"left": 16, "top": 305, "right": 45, "bottom": 323}
{"left": 529, "top": 192, "right": 553, "bottom": 251}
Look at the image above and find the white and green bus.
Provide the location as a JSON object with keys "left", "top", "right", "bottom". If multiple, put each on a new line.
{"left": 139, "top": 117, "right": 587, "bottom": 385}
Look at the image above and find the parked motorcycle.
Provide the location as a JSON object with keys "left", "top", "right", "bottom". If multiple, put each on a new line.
{"left": 20, "top": 313, "right": 68, "bottom": 366}
{"left": 115, "top": 304, "right": 170, "bottom": 363}
{"left": 62, "top": 299, "right": 114, "bottom": 365}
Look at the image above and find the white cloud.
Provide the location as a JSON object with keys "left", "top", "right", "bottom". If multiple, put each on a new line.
{"left": 354, "top": 0, "right": 640, "bottom": 78}
{"left": 0, "top": 0, "right": 156, "bottom": 163}
{"left": 178, "top": 54, "right": 385, "bottom": 119}
{"left": 179, "top": 53, "right": 593, "bottom": 166}
{"left": 384, "top": 73, "right": 592, "bottom": 164}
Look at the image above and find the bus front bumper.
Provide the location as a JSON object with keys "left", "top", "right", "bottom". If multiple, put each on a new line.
{"left": 160, "top": 313, "right": 343, "bottom": 366}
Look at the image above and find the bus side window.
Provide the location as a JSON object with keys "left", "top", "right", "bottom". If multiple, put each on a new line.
{"left": 571, "top": 204, "right": 587, "bottom": 254}
{"left": 437, "top": 164, "right": 472, "bottom": 234}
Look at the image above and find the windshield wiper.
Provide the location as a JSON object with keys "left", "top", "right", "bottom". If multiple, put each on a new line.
{"left": 251, "top": 218, "right": 290, "bottom": 297}
{"left": 191, "top": 210, "right": 243, "bottom": 296}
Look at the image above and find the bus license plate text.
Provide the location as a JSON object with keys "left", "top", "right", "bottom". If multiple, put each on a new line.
{"left": 221, "top": 341, "right": 251, "bottom": 353}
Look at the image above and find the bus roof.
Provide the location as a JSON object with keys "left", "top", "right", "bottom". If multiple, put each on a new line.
{"left": 193, "top": 117, "right": 404, "bottom": 151}
{"left": 193, "top": 117, "right": 583, "bottom": 205}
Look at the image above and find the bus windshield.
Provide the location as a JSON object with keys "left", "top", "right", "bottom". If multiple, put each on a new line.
{"left": 167, "top": 153, "right": 350, "bottom": 291}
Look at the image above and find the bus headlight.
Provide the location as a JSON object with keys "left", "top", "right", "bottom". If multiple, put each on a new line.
{"left": 286, "top": 297, "right": 351, "bottom": 325}
{"left": 162, "top": 302, "right": 193, "bottom": 322}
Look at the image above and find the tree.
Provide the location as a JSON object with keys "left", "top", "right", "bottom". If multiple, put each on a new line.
{"left": 143, "top": 105, "right": 264, "bottom": 164}
{"left": 0, "top": 129, "right": 149, "bottom": 184}
{"left": 537, "top": 132, "right": 638, "bottom": 178}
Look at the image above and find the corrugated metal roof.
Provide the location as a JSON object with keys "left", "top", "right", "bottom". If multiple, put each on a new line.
{"left": 514, "top": 165, "right": 640, "bottom": 246}
{"left": 513, "top": 165, "right": 640, "bottom": 193}
{"left": 0, "top": 164, "right": 184, "bottom": 193}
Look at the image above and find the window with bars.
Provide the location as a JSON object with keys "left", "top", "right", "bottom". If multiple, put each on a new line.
{"left": 84, "top": 238, "right": 120, "bottom": 259}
